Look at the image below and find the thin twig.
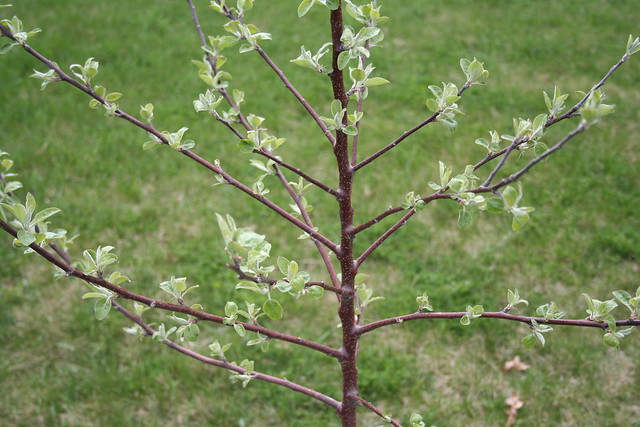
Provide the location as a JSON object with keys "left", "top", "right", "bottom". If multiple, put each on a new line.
{"left": 255, "top": 46, "right": 337, "bottom": 147}
{"left": 228, "top": 262, "right": 342, "bottom": 294}
{"left": 186, "top": 0, "right": 251, "bottom": 130}
{"left": 350, "top": 49, "right": 370, "bottom": 166}
{"left": 0, "top": 217, "right": 341, "bottom": 358}
{"left": 478, "top": 123, "right": 586, "bottom": 193}
{"left": 186, "top": 2, "right": 337, "bottom": 197}
{"left": 356, "top": 208, "right": 415, "bottom": 267}
{"left": 546, "top": 54, "right": 630, "bottom": 126}
{"left": 357, "top": 310, "right": 640, "bottom": 336}
{"left": 112, "top": 300, "right": 340, "bottom": 410}
{"left": 258, "top": 149, "right": 338, "bottom": 197}
{"left": 481, "top": 137, "right": 522, "bottom": 187}
{"left": 0, "top": 29, "right": 338, "bottom": 253}
{"left": 353, "top": 193, "right": 452, "bottom": 235}
{"left": 271, "top": 163, "right": 342, "bottom": 290}
{"left": 353, "top": 397, "right": 402, "bottom": 427}
{"left": 353, "top": 84, "right": 471, "bottom": 172}
{"left": 477, "top": 51, "right": 631, "bottom": 182}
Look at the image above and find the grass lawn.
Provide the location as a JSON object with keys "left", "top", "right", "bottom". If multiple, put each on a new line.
{"left": 1, "top": 1, "right": 639, "bottom": 425}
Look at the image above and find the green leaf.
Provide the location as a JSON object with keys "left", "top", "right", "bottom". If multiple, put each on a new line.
{"left": 82, "top": 292, "right": 106, "bottom": 300}
{"left": 263, "top": 298, "right": 283, "bottom": 320}
{"left": 521, "top": 334, "right": 537, "bottom": 349}
{"left": 324, "top": 0, "right": 339, "bottom": 10}
{"left": 350, "top": 68, "right": 366, "bottom": 81}
{"left": 297, "top": 0, "right": 315, "bottom": 17}
{"left": 17, "top": 230, "right": 35, "bottom": 246}
{"left": 94, "top": 298, "right": 111, "bottom": 321}
{"left": 364, "top": 77, "right": 390, "bottom": 87}
{"left": 485, "top": 197, "right": 505, "bottom": 214}
{"left": 277, "top": 256, "right": 290, "bottom": 275}
{"left": 458, "top": 208, "right": 472, "bottom": 228}
{"left": 603, "top": 332, "right": 619, "bottom": 348}
{"left": 237, "top": 139, "right": 255, "bottom": 153}
{"left": 32, "top": 207, "right": 61, "bottom": 226}
{"left": 291, "top": 275, "right": 306, "bottom": 292}
{"left": 307, "top": 285, "right": 324, "bottom": 299}
{"left": 105, "top": 92, "right": 123, "bottom": 102}
{"left": 0, "top": 41, "right": 16, "bottom": 55}
{"left": 342, "top": 125, "right": 358, "bottom": 136}
{"left": 142, "top": 140, "right": 158, "bottom": 150}
{"left": 184, "top": 323, "right": 200, "bottom": 342}
{"left": 612, "top": 290, "right": 632, "bottom": 311}
{"left": 235, "top": 280, "right": 267, "bottom": 294}
{"left": 503, "top": 186, "right": 517, "bottom": 208}
{"left": 337, "top": 50, "right": 351, "bottom": 70}
{"left": 512, "top": 211, "right": 530, "bottom": 231}
{"left": 225, "top": 301, "right": 238, "bottom": 317}
{"left": 233, "top": 323, "right": 246, "bottom": 337}
{"left": 288, "top": 260, "right": 299, "bottom": 278}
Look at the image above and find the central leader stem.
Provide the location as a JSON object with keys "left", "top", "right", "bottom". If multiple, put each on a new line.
{"left": 328, "top": 3, "right": 360, "bottom": 426}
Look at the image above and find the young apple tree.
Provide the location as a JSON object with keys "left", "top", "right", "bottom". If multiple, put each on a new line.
{"left": 1, "top": 1, "right": 639, "bottom": 425}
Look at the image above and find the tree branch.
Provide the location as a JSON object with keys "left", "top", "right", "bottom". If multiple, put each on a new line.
{"left": 255, "top": 46, "right": 336, "bottom": 147}
{"left": 353, "top": 84, "right": 471, "bottom": 172}
{"left": 355, "top": 192, "right": 453, "bottom": 264}
{"left": 476, "top": 50, "right": 631, "bottom": 182}
{"left": 228, "top": 261, "right": 342, "bottom": 294}
{"left": 111, "top": 300, "right": 340, "bottom": 410}
{"left": 478, "top": 123, "right": 587, "bottom": 193}
{"left": 353, "top": 193, "right": 452, "bottom": 235}
{"left": 187, "top": 1, "right": 337, "bottom": 197}
{"left": 357, "top": 310, "right": 640, "bottom": 336}
{"left": 190, "top": 1, "right": 337, "bottom": 145}
{"left": 257, "top": 149, "right": 338, "bottom": 197}
{"left": 0, "top": 218, "right": 341, "bottom": 358}
{"left": 186, "top": 0, "right": 252, "bottom": 130}
{"left": 546, "top": 54, "right": 630, "bottom": 126}
{"left": 353, "top": 396, "right": 401, "bottom": 427}
{"left": 0, "top": 28, "right": 338, "bottom": 253}
{"left": 356, "top": 208, "right": 415, "bottom": 268}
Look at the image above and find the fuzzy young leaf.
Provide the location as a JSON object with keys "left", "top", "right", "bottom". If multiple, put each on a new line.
{"left": 94, "top": 298, "right": 112, "bottom": 321}
{"left": 416, "top": 293, "right": 433, "bottom": 312}
{"left": 263, "top": 298, "right": 283, "bottom": 320}
{"left": 297, "top": 0, "right": 316, "bottom": 17}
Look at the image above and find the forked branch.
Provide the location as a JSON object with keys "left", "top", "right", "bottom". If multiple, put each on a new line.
{"left": 357, "top": 311, "right": 640, "bottom": 336}
{"left": 112, "top": 300, "right": 340, "bottom": 410}
{"left": 0, "top": 26, "right": 339, "bottom": 253}
{"left": 0, "top": 218, "right": 341, "bottom": 358}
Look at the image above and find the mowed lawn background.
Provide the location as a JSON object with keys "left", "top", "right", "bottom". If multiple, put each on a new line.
{"left": 1, "top": 1, "right": 639, "bottom": 425}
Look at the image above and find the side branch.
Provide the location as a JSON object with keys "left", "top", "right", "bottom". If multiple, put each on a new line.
{"left": 228, "top": 261, "right": 342, "bottom": 294}
{"left": 187, "top": 0, "right": 251, "bottom": 130}
{"left": 476, "top": 50, "right": 631, "bottom": 179}
{"left": 353, "top": 396, "right": 401, "bottom": 427}
{"left": 478, "top": 123, "right": 586, "bottom": 192}
{"left": 0, "top": 30, "right": 338, "bottom": 253}
{"left": 112, "top": 301, "right": 340, "bottom": 410}
{"left": 547, "top": 55, "right": 630, "bottom": 126}
{"left": 257, "top": 149, "right": 338, "bottom": 197}
{"left": 354, "top": 193, "right": 451, "bottom": 235}
{"left": 255, "top": 46, "right": 337, "bottom": 146}
{"left": 356, "top": 209, "right": 415, "bottom": 267}
{"left": 355, "top": 193, "right": 451, "bottom": 264}
{"left": 0, "top": 218, "right": 341, "bottom": 359}
{"left": 357, "top": 311, "right": 640, "bottom": 336}
{"left": 183, "top": 150, "right": 338, "bottom": 252}
{"left": 187, "top": 1, "right": 337, "bottom": 197}
{"left": 353, "top": 84, "right": 471, "bottom": 172}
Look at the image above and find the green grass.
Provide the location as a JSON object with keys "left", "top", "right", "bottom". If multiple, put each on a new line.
{"left": 1, "top": 1, "right": 639, "bottom": 426}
